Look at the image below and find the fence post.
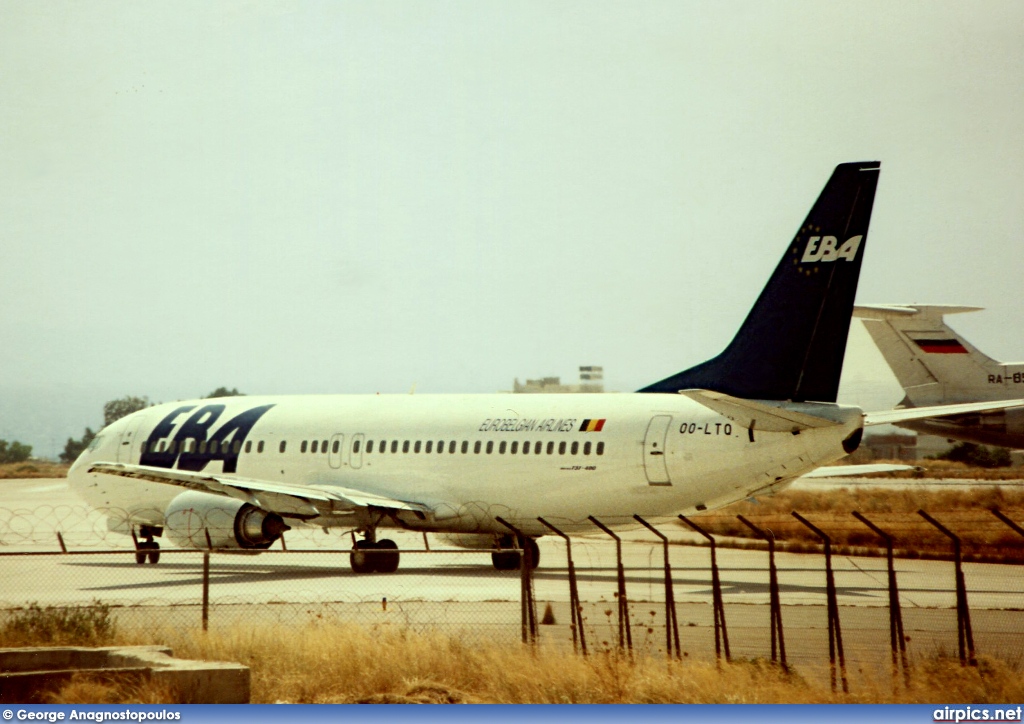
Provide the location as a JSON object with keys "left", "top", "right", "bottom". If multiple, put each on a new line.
{"left": 737, "top": 515, "right": 787, "bottom": 670}
{"left": 496, "top": 517, "right": 537, "bottom": 645}
{"left": 588, "top": 516, "right": 632, "bottom": 654}
{"left": 56, "top": 532, "right": 67, "bottom": 553}
{"left": 633, "top": 515, "right": 681, "bottom": 660}
{"left": 202, "top": 552, "right": 210, "bottom": 632}
{"left": 792, "top": 512, "right": 847, "bottom": 693}
{"left": 538, "top": 517, "right": 587, "bottom": 656}
{"left": 852, "top": 511, "right": 910, "bottom": 688}
{"left": 991, "top": 507, "right": 1024, "bottom": 539}
{"left": 678, "top": 514, "right": 730, "bottom": 662}
{"left": 918, "top": 510, "right": 976, "bottom": 666}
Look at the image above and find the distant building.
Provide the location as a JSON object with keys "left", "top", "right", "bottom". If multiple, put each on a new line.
{"left": 848, "top": 432, "right": 955, "bottom": 462}
{"left": 510, "top": 366, "right": 605, "bottom": 394}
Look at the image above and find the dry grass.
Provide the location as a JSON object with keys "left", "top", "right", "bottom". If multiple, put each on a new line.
{"left": 8, "top": 622, "right": 1016, "bottom": 703}
{"left": 855, "top": 459, "right": 1024, "bottom": 481}
{"left": 682, "top": 483, "right": 1024, "bottom": 562}
{"left": 42, "top": 673, "right": 175, "bottom": 705}
{"left": 0, "top": 461, "right": 69, "bottom": 479}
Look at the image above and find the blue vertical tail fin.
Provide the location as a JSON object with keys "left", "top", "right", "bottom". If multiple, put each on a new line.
{"left": 640, "top": 161, "right": 880, "bottom": 402}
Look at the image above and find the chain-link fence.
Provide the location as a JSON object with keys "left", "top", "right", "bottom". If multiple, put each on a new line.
{"left": 4, "top": 504, "right": 1024, "bottom": 675}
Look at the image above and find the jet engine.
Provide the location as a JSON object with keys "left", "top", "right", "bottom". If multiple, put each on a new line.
{"left": 164, "top": 490, "right": 289, "bottom": 550}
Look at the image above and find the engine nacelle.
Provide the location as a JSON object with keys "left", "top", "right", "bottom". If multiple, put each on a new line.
{"left": 164, "top": 491, "right": 289, "bottom": 550}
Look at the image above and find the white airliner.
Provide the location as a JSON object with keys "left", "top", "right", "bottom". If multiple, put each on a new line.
{"left": 67, "top": 162, "right": 1023, "bottom": 573}
{"left": 855, "top": 304, "right": 1024, "bottom": 448}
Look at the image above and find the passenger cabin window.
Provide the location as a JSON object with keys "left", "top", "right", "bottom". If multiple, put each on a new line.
{"left": 301, "top": 441, "right": 308, "bottom": 453}
{"left": 558, "top": 441, "right": 566, "bottom": 455}
{"left": 245, "top": 441, "right": 252, "bottom": 453}
{"left": 379, "top": 440, "right": 386, "bottom": 453}
{"left": 391, "top": 440, "right": 399, "bottom": 453}
{"left": 584, "top": 441, "right": 591, "bottom": 455}
{"left": 546, "top": 441, "right": 554, "bottom": 455}
{"left": 279, "top": 441, "right": 287, "bottom": 453}
{"left": 414, "top": 441, "right": 421, "bottom": 453}
{"left": 511, "top": 441, "right": 518, "bottom": 454}
{"left": 334, "top": 440, "right": 341, "bottom": 453}
{"left": 499, "top": 441, "right": 506, "bottom": 454}
{"left": 597, "top": 442, "right": 605, "bottom": 455}
{"left": 233, "top": 440, "right": 241, "bottom": 454}
{"left": 311, "top": 440, "right": 318, "bottom": 454}
{"left": 366, "top": 440, "right": 373, "bottom": 453}
{"left": 258, "top": 441, "right": 265, "bottom": 453}
{"left": 571, "top": 441, "right": 578, "bottom": 455}
{"left": 474, "top": 441, "right": 481, "bottom": 454}
{"left": 425, "top": 441, "right": 432, "bottom": 453}
{"left": 199, "top": 441, "right": 208, "bottom": 454}
{"left": 449, "top": 441, "right": 456, "bottom": 454}
{"left": 353, "top": 439, "right": 361, "bottom": 454}
{"left": 403, "top": 440, "right": 410, "bottom": 453}
{"left": 437, "top": 440, "right": 444, "bottom": 454}
{"left": 522, "top": 441, "right": 530, "bottom": 454}
{"left": 461, "top": 441, "right": 468, "bottom": 454}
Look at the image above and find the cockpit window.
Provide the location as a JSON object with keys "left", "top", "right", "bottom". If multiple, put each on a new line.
{"left": 86, "top": 434, "right": 104, "bottom": 453}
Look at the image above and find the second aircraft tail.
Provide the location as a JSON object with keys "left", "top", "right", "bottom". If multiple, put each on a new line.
{"left": 854, "top": 304, "right": 1006, "bottom": 406}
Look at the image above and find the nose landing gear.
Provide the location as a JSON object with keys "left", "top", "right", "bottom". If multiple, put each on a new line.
{"left": 132, "top": 526, "right": 161, "bottom": 565}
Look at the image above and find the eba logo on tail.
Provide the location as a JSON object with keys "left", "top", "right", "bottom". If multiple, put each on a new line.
{"left": 801, "top": 235, "right": 862, "bottom": 263}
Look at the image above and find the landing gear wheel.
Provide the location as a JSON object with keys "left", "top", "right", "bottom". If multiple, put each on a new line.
{"left": 135, "top": 540, "right": 160, "bottom": 565}
{"left": 350, "top": 539, "right": 377, "bottom": 574}
{"left": 491, "top": 550, "right": 521, "bottom": 571}
{"left": 374, "top": 539, "right": 400, "bottom": 573}
{"left": 523, "top": 537, "right": 540, "bottom": 569}
{"left": 490, "top": 537, "right": 540, "bottom": 570}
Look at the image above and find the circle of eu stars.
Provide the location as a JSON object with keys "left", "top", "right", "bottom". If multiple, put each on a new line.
{"left": 791, "top": 223, "right": 823, "bottom": 276}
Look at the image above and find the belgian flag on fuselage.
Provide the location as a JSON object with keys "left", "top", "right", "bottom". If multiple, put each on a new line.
{"left": 640, "top": 162, "right": 880, "bottom": 403}
{"left": 579, "top": 419, "right": 606, "bottom": 432}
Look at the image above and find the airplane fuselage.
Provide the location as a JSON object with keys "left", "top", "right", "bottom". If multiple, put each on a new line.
{"left": 69, "top": 393, "right": 863, "bottom": 537}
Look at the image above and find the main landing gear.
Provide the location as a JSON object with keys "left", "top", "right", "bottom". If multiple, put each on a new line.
{"left": 350, "top": 534, "right": 399, "bottom": 574}
{"left": 491, "top": 535, "right": 539, "bottom": 571}
{"left": 133, "top": 526, "right": 161, "bottom": 565}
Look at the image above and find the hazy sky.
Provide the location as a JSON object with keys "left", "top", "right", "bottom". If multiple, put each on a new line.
{"left": 2, "top": 1, "right": 1023, "bottom": 457}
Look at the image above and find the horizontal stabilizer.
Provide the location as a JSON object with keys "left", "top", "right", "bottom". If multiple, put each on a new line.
{"left": 88, "top": 462, "right": 427, "bottom": 518}
{"left": 864, "top": 399, "right": 1024, "bottom": 427}
{"left": 800, "top": 463, "right": 916, "bottom": 478}
{"left": 853, "top": 304, "right": 984, "bottom": 320}
{"left": 680, "top": 390, "right": 841, "bottom": 432}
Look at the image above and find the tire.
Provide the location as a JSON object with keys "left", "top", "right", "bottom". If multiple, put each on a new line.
{"left": 147, "top": 547, "right": 161, "bottom": 565}
{"left": 350, "top": 539, "right": 377, "bottom": 574}
{"left": 134, "top": 550, "right": 146, "bottom": 565}
{"left": 491, "top": 550, "right": 521, "bottom": 571}
{"left": 374, "top": 539, "right": 400, "bottom": 573}
{"left": 523, "top": 538, "right": 540, "bottom": 569}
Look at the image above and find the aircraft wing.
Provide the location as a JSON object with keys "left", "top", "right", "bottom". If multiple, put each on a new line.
{"left": 799, "top": 463, "right": 916, "bottom": 478}
{"left": 679, "top": 389, "right": 841, "bottom": 432}
{"left": 87, "top": 462, "right": 428, "bottom": 519}
{"left": 863, "top": 399, "right": 1024, "bottom": 427}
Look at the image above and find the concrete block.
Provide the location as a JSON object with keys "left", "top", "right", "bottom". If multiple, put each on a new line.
{"left": 0, "top": 646, "right": 249, "bottom": 703}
